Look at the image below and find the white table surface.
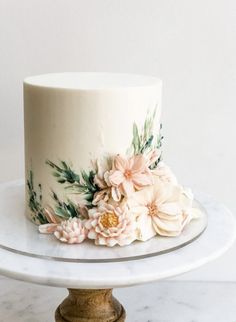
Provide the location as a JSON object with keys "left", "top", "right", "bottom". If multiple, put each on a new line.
{"left": 0, "top": 181, "right": 235, "bottom": 289}
{"left": 1, "top": 277, "right": 236, "bottom": 322}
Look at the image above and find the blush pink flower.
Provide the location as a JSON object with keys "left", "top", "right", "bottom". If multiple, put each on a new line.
{"left": 39, "top": 209, "right": 88, "bottom": 244}
{"left": 85, "top": 202, "right": 136, "bottom": 247}
{"left": 108, "top": 154, "right": 153, "bottom": 197}
{"left": 54, "top": 218, "right": 88, "bottom": 244}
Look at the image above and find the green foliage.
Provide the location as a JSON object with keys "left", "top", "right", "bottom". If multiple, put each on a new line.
{"left": 46, "top": 160, "right": 80, "bottom": 184}
{"left": 130, "top": 107, "right": 164, "bottom": 168}
{"left": 26, "top": 170, "right": 49, "bottom": 224}
{"left": 132, "top": 123, "right": 141, "bottom": 154}
{"left": 51, "top": 190, "right": 81, "bottom": 219}
{"left": 46, "top": 160, "right": 98, "bottom": 207}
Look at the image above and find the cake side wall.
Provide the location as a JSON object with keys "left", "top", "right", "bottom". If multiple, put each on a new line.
{"left": 24, "top": 83, "right": 162, "bottom": 223}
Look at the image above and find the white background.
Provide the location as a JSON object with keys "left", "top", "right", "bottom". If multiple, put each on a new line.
{"left": 0, "top": 0, "right": 235, "bottom": 281}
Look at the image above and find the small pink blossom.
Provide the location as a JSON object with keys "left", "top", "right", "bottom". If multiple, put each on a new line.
{"left": 85, "top": 202, "right": 136, "bottom": 247}
{"left": 54, "top": 218, "right": 87, "bottom": 244}
{"left": 109, "top": 154, "right": 153, "bottom": 197}
{"left": 92, "top": 157, "right": 121, "bottom": 204}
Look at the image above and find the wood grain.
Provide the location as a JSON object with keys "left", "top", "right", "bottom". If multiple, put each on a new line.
{"left": 55, "top": 288, "right": 126, "bottom": 322}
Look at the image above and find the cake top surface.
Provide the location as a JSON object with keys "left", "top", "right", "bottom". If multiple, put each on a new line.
{"left": 24, "top": 72, "right": 161, "bottom": 90}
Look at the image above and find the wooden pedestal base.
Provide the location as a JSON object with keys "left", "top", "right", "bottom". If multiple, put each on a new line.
{"left": 55, "top": 288, "right": 126, "bottom": 322}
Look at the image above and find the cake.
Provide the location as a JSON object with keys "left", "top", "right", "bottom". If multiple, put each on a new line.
{"left": 24, "top": 72, "right": 201, "bottom": 247}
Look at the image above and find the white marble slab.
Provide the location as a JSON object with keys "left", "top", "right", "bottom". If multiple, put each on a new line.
{"left": 1, "top": 276, "right": 236, "bottom": 322}
{"left": 0, "top": 181, "right": 235, "bottom": 289}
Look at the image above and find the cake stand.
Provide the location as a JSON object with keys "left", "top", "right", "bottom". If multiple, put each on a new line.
{"left": 0, "top": 181, "right": 235, "bottom": 322}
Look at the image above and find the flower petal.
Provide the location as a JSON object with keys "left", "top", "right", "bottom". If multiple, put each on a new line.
{"left": 39, "top": 224, "right": 58, "bottom": 234}
{"left": 132, "top": 173, "right": 153, "bottom": 189}
{"left": 135, "top": 213, "right": 156, "bottom": 241}
{"left": 122, "top": 180, "right": 135, "bottom": 196}
{"left": 114, "top": 155, "right": 128, "bottom": 172}
{"left": 111, "top": 186, "right": 121, "bottom": 201}
{"left": 88, "top": 229, "right": 97, "bottom": 239}
{"left": 131, "top": 154, "right": 147, "bottom": 173}
{"left": 109, "top": 170, "right": 125, "bottom": 186}
{"left": 158, "top": 202, "right": 182, "bottom": 216}
{"left": 152, "top": 215, "right": 182, "bottom": 236}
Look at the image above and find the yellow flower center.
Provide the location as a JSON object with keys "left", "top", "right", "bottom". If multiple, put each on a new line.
{"left": 148, "top": 204, "right": 158, "bottom": 216}
{"left": 100, "top": 212, "right": 119, "bottom": 228}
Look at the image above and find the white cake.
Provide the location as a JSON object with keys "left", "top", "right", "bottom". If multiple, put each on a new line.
{"left": 24, "top": 72, "right": 201, "bottom": 247}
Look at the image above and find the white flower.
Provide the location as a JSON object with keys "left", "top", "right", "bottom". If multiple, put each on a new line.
{"left": 93, "top": 156, "right": 112, "bottom": 189}
{"left": 54, "top": 218, "right": 87, "bottom": 244}
{"left": 92, "top": 156, "right": 121, "bottom": 204}
{"left": 126, "top": 182, "right": 195, "bottom": 239}
{"left": 85, "top": 202, "right": 136, "bottom": 247}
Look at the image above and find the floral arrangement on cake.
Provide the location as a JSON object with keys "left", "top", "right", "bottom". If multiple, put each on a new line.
{"left": 27, "top": 108, "right": 201, "bottom": 247}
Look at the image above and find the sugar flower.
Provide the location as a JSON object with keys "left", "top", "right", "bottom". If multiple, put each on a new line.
{"left": 126, "top": 182, "right": 194, "bottom": 239}
{"left": 92, "top": 156, "right": 121, "bottom": 203}
{"left": 85, "top": 202, "right": 136, "bottom": 247}
{"left": 54, "top": 217, "right": 87, "bottom": 244}
{"left": 109, "top": 154, "right": 153, "bottom": 197}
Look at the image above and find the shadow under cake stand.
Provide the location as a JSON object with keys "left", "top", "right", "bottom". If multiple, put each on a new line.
{"left": 0, "top": 181, "right": 235, "bottom": 321}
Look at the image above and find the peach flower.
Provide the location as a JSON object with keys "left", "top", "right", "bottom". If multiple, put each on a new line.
{"left": 85, "top": 202, "right": 136, "bottom": 247}
{"left": 126, "top": 182, "right": 195, "bottom": 240}
{"left": 54, "top": 218, "right": 87, "bottom": 244}
{"left": 109, "top": 154, "right": 153, "bottom": 197}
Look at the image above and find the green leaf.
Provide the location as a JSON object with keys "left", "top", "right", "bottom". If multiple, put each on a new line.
{"left": 26, "top": 169, "right": 49, "bottom": 224}
{"left": 132, "top": 123, "right": 140, "bottom": 154}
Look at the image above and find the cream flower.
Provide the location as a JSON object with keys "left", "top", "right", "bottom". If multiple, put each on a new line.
{"left": 92, "top": 156, "right": 121, "bottom": 203}
{"left": 93, "top": 156, "right": 112, "bottom": 189}
{"left": 109, "top": 154, "right": 153, "bottom": 197}
{"left": 152, "top": 162, "right": 178, "bottom": 185}
{"left": 85, "top": 202, "right": 136, "bottom": 247}
{"left": 127, "top": 182, "right": 194, "bottom": 239}
{"left": 54, "top": 218, "right": 87, "bottom": 244}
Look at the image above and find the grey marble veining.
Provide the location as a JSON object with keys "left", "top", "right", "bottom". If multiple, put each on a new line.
{"left": 0, "top": 276, "right": 236, "bottom": 322}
